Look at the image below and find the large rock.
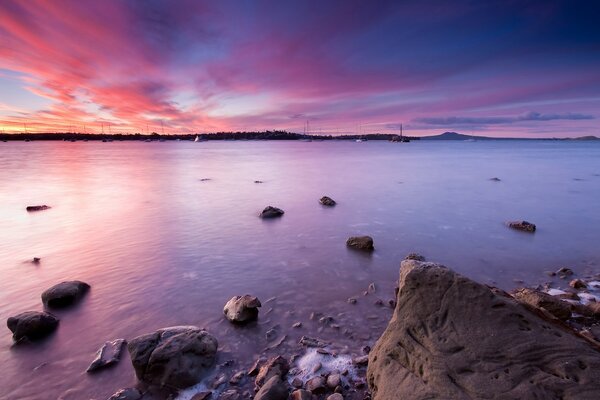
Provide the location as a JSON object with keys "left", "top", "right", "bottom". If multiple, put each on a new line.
{"left": 7, "top": 311, "right": 59, "bottom": 341}
{"left": 41, "top": 280, "right": 90, "bottom": 308}
{"left": 224, "top": 295, "right": 261, "bottom": 323}
{"left": 260, "top": 206, "right": 284, "bottom": 219}
{"left": 346, "top": 236, "right": 374, "bottom": 251}
{"left": 127, "top": 326, "right": 218, "bottom": 389}
{"left": 254, "top": 376, "right": 288, "bottom": 400}
{"left": 367, "top": 260, "right": 600, "bottom": 400}
{"left": 512, "top": 288, "right": 572, "bottom": 320}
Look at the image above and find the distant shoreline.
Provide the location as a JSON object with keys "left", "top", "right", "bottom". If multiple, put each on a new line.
{"left": 0, "top": 131, "right": 597, "bottom": 142}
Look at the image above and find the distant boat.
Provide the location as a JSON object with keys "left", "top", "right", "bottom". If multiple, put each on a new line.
{"left": 194, "top": 135, "right": 200, "bottom": 142}
{"left": 355, "top": 139, "right": 363, "bottom": 143}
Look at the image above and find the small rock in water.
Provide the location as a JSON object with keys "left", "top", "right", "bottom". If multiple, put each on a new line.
{"left": 489, "top": 177, "right": 501, "bottom": 182}
{"left": 229, "top": 371, "right": 245, "bottom": 385}
{"left": 107, "top": 388, "right": 142, "bottom": 400}
{"left": 291, "top": 377, "right": 303, "bottom": 388}
{"left": 305, "top": 376, "right": 327, "bottom": 394}
{"left": 247, "top": 358, "right": 265, "bottom": 376}
{"left": 347, "top": 297, "right": 357, "bottom": 304}
{"left": 212, "top": 374, "right": 227, "bottom": 388}
{"left": 218, "top": 389, "right": 241, "bottom": 400}
{"left": 512, "top": 288, "right": 572, "bottom": 320}
{"left": 291, "top": 389, "right": 312, "bottom": 400}
{"left": 570, "top": 279, "right": 587, "bottom": 289}
{"left": 374, "top": 299, "right": 384, "bottom": 306}
{"left": 327, "top": 394, "right": 344, "bottom": 400}
{"left": 404, "top": 253, "right": 426, "bottom": 261}
{"left": 311, "top": 362, "right": 322, "bottom": 373}
{"left": 353, "top": 355, "right": 369, "bottom": 366}
{"left": 361, "top": 345, "right": 371, "bottom": 354}
{"left": 299, "top": 336, "right": 328, "bottom": 348}
{"left": 254, "top": 180, "right": 264, "bottom": 184}
{"left": 87, "top": 338, "right": 126, "bottom": 372}
{"left": 292, "top": 322, "right": 302, "bottom": 328}
{"left": 32, "top": 257, "right": 41, "bottom": 263}
{"left": 41, "top": 280, "right": 90, "bottom": 308}
{"left": 388, "top": 299, "right": 397, "bottom": 308}
{"left": 319, "top": 316, "right": 334, "bottom": 325}
{"left": 260, "top": 206, "right": 285, "bottom": 219}
{"left": 327, "top": 373, "right": 341, "bottom": 388}
{"left": 346, "top": 236, "right": 374, "bottom": 251}
{"left": 266, "top": 328, "right": 277, "bottom": 340}
{"left": 255, "top": 356, "right": 289, "bottom": 387}
{"left": 319, "top": 196, "right": 337, "bottom": 206}
{"left": 367, "top": 283, "right": 376, "bottom": 293}
{"left": 199, "top": 178, "right": 211, "bottom": 181}
{"left": 190, "top": 391, "right": 212, "bottom": 400}
{"left": 254, "top": 376, "right": 288, "bottom": 400}
{"left": 7, "top": 311, "right": 59, "bottom": 342}
{"left": 223, "top": 295, "right": 261, "bottom": 323}
{"left": 26, "top": 205, "right": 51, "bottom": 212}
{"left": 507, "top": 220, "right": 536, "bottom": 233}
{"left": 556, "top": 267, "right": 574, "bottom": 278}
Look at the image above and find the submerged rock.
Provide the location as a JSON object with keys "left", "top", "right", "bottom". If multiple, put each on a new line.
{"left": 489, "top": 177, "right": 502, "bottom": 182}
{"left": 507, "top": 220, "right": 536, "bottom": 232}
{"left": 224, "top": 295, "right": 261, "bottom": 323}
{"left": 127, "top": 326, "right": 218, "bottom": 389}
{"left": 346, "top": 236, "right": 374, "bottom": 251}
{"left": 41, "top": 280, "right": 90, "bottom": 308}
{"left": 319, "top": 196, "right": 337, "bottom": 206}
{"left": 87, "top": 338, "right": 126, "bottom": 372}
{"left": 254, "top": 376, "right": 288, "bottom": 400}
{"left": 367, "top": 260, "right": 600, "bottom": 400}
{"left": 26, "top": 205, "right": 51, "bottom": 212}
{"left": 260, "top": 206, "right": 284, "bottom": 219}
{"left": 512, "top": 288, "right": 572, "bottom": 320}
{"left": 107, "top": 388, "right": 142, "bottom": 400}
{"left": 7, "top": 311, "right": 59, "bottom": 341}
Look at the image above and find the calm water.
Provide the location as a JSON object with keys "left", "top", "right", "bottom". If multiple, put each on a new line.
{"left": 1, "top": 140, "right": 599, "bottom": 399}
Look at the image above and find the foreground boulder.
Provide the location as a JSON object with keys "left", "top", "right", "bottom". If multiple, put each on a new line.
{"left": 26, "top": 205, "right": 51, "bottom": 212}
{"left": 508, "top": 220, "right": 536, "bottom": 232}
{"left": 346, "top": 236, "right": 374, "bottom": 251}
{"left": 224, "top": 295, "right": 261, "bottom": 323}
{"left": 367, "top": 260, "right": 600, "bottom": 400}
{"left": 319, "top": 196, "right": 336, "bottom": 206}
{"left": 7, "top": 311, "right": 59, "bottom": 341}
{"left": 260, "top": 206, "right": 284, "bottom": 219}
{"left": 87, "top": 338, "right": 126, "bottom": 372}
{"left": 127, "top": 326, "right": 218, "bottom": 389}
{"left": 41, "top": 280, "right": 90, "bottom": 308}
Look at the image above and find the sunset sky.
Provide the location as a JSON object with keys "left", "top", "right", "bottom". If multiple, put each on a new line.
{"left": 0, "top": 0, "right": 598, "bottom": 137}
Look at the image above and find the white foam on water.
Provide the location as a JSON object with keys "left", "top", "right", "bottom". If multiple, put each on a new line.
{"left": 290, "top": 348, "right": 359, "bottom": 384}
{"left": 546, "top": 288, "right": 567, "bottom": 296}
{"left": 578, "top": 292, "right": 600, "bottom": 304}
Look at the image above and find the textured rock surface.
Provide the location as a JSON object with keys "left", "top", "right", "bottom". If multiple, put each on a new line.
{"left": 259, "top": 206, "right": 284, "bottom": 219}
{"left": 512, "top": 288, "right": 572, "bottom": 320}
{"left": 346, "top": 236, "right": 374, "bottom": 251}
{"left": 127, "top": 326, "right": 218, "bottom": 389}
{"left": 26, "top": 205, "right": 51, "bottom": 212}
{"left": 255, "top": 356, "right": 289, "bottom": 388}
{"left": 224, "top": 295, "right": 261, "bottom": 323}
{"left": 367, "top": 260, "right": 600, "bottom": 400}
{"left": 41, "top": 280, "right": 90, "bottom": 308}
{"left": 7, "top": 311, "right": 59, "bottom": 341}
{"left": 253, "top": 376, "right": 288, "bottom": 400}
{"left": 87, "top": 338, "right": 126, "bottom": 372}
{"left": 319, "top": 196, "right": 336, "bottom": 206}
{"left": 508, "top": 220, "right": 536, "bottom": 232}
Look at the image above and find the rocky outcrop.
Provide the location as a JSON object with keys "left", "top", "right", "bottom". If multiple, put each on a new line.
{"left": 26, "top": 205, "right": 51, "bottom": 212}
{"left": 7, "top": 311, "right": 59, "bottom": 341}
{"left": 260, "top": 206, "right": 284, "bottom": 219}
{"left": 41, "top": 280, "right": 90, "bottom": 308}
{"left": 87, "top": 338, "right": 126, "bottom": 372}
{"left": 367, "top": 260, "right": 600, "bottom": 400}
{"left": 127, "top": 326, "right": 218, "bottom": 389}
{"left": 512, "top": 288, "right": 572, "bottom": 320}
{"left": 254, "top": 376, "right": 288, "bottom": 400}
{"left": 224, "top": 295, "right": 261, "bottom": 323}
{"left": 508, "top": 220, "right": 536, "bottom": 232}
{"left": 346, "top": 236, "right": 374, "bottom": 251}
{"left": 319, "top": 196, "right": 336, "bottom": 206}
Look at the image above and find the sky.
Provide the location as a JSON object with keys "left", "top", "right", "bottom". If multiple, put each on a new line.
{"left": 0, "top": 0, "right": 599, "bottom": 137}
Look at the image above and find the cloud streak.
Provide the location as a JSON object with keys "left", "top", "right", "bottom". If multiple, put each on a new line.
{"left": 415, "top": 112, "right": 595, "bottom": 126}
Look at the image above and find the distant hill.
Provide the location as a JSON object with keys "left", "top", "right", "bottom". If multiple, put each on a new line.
{"left": 568, "top": 135, "right": 599, "bottom": 140}
{"left": 420, "top": 132, "right": 491, "bottom": 140}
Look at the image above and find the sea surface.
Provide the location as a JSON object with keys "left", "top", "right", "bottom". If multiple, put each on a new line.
{"left": 1, "top": 140, "right": 599, "bottom": 399}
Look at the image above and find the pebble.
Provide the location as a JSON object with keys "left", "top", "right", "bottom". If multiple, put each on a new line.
{"left": 191, "top": 392, "right": 212, "bottom": 400}
{"left": 327, "top": 373, "right": 341, "bottom": 388}
{"left": 229, "top": 371, "right": 245, "bottom": 385}
{"left": 291, "top": 389, "right": 312, "bottom": 400}
{"left": 292, "top": 377, "right": 303, "bottom": 388}
{"left": 328, "top": 394, "right": 344, "bottom": 400}
{"left": 353, "top": 355, "right": 369, "bottom": 366}
{"left": 347, "top": 297, "right": 357, "bottom": 304}
{"left": 292, "top": 322, "right": 302, "bottom": 328}
{"left": 306, "top": 376, "right": 327, "bottom": 393}
{"left": 312, "top": 362, "right": 322, "bottom": 373}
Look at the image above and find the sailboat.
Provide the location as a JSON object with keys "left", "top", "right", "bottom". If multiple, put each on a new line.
{"left": 194, "top": 135, "right": 200, "bottom": 142}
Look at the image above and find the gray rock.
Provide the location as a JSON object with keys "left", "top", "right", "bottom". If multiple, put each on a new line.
{"left": 107, "top": 388, "right": 142, "bottom": 400}
{"left": 319, "top": 196, "right": 337, "bottom": 206}
{"left": 41, "top": 280, "right": 90, "bottom": 308}
{"left": 367, "top": 260, "right": 600, "bottom": 400}
{"left": 127, "top": 326, "right": 218, "bottom": 389}
{"left": 346, "top": 236, "right": 374, "bottom": 251}
{"left": 87, "top": 339, "right": 126, "bottom": 372}
{"left": 507, "top": 220, "right": 536, "bottom": 232}
{"left": 7, "top": 311, "right": 59, "bottom": 341}
{"left": 260, "top": 206, "right": 284, "bottom": 219}
{"left": 224, "top": 295, "right": 261, "bottom": 323}
{"left": 255, "top": 356, "right": 289, "bottom": 387}
{"left": 254, "top": 376, "right": 288, "bottom": 400}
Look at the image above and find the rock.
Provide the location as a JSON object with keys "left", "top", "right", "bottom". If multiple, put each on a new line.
{"left": 299, "top": 336, "right": 328, "bottom": 348}
{"left": 255, "top": 356, "right": 289, "bottom": 387}
{"left": 254, "top": 180, "right": 264, "bottom": 183}
{"left": 127, "top": 326, "right": 218, "bottom": 389}
{"left": 507, "top": 220, "right": 536, "bottom": 232}
{"left": 260, "top": 206, "right": 284, "bottom": 219}
{"left": 107, "top": 388, "right": 142, "bottom": 400}
{"left": 219, "top": 389, "right": 241, "bottom": 400}
{"left": 570, "top": 279, "right": 587, "bottom": 289}
{"left": 7, "top": 311, "right": 59, "bottom": 341}
{"left": 26, "top": 205, "right": 51, "bottom": 212}
{"left": 224, "top": 295, "right": 261, "bottom": 323}
{"left": 311, "top": 362, "right": 322, "bottom": 373}
{"left": 327, "top": 394, "right": 344, "bottom": 400}
{"left": 291, "top": 377, "right": 303, "bottom": 388}
{"left": 254, "top": 376, "right": 288, "bottom": 400}
{"left": 557, "top": 267, "right": 575, "bottom": 278}
{"left": 404, "top": 253, "right": 425, "bottom": 261}
{"left": 41, "top": 280, "right": 90, "bottom": 308}
{"left": 327, "top": 373, "right": 341, "bottom": 388}
{"left": 248, "top": 358, "right": 265, "bottom": 376}
{"left": 32, "top": 257, "right": 41, "bottom": 263}
{"left": 512, "top": 288, "right": 572, "bottom": 320}
{"left": 230, "top": 371, "right": 245, "bottom": 385}
{"left": 319, "top": 196, "right": 337, "bottom": 206}
{"left": 305, "top": 376, "right": 327, "bottom": 393}
{"left": 489, "top": 177, "right": 502, "bottom": 182}
{"left": 346, "top": 236, "right": 374, "bottom": 251}
{"left": 353, "top": 355, "right": 369, "bottom": 366}
{"left": 585, "top": 302, "right": 600, "bottom": 317}
{"left": 367, "top": 260, "right": 600, "bottom": 400}
{"left": 87, "top": 338, "right": 126, "bottom": 372}
{"left": 290, "top": 389, "right": 312, "bottom": 400}
{"left": 347, "top": 297, "right": 357, "bottom": 304}
{"left": 191, "top": 392, "right": 212, "bottom": 400}
{"left": 292, "top": 322, "right": 302, "bottom": 328}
